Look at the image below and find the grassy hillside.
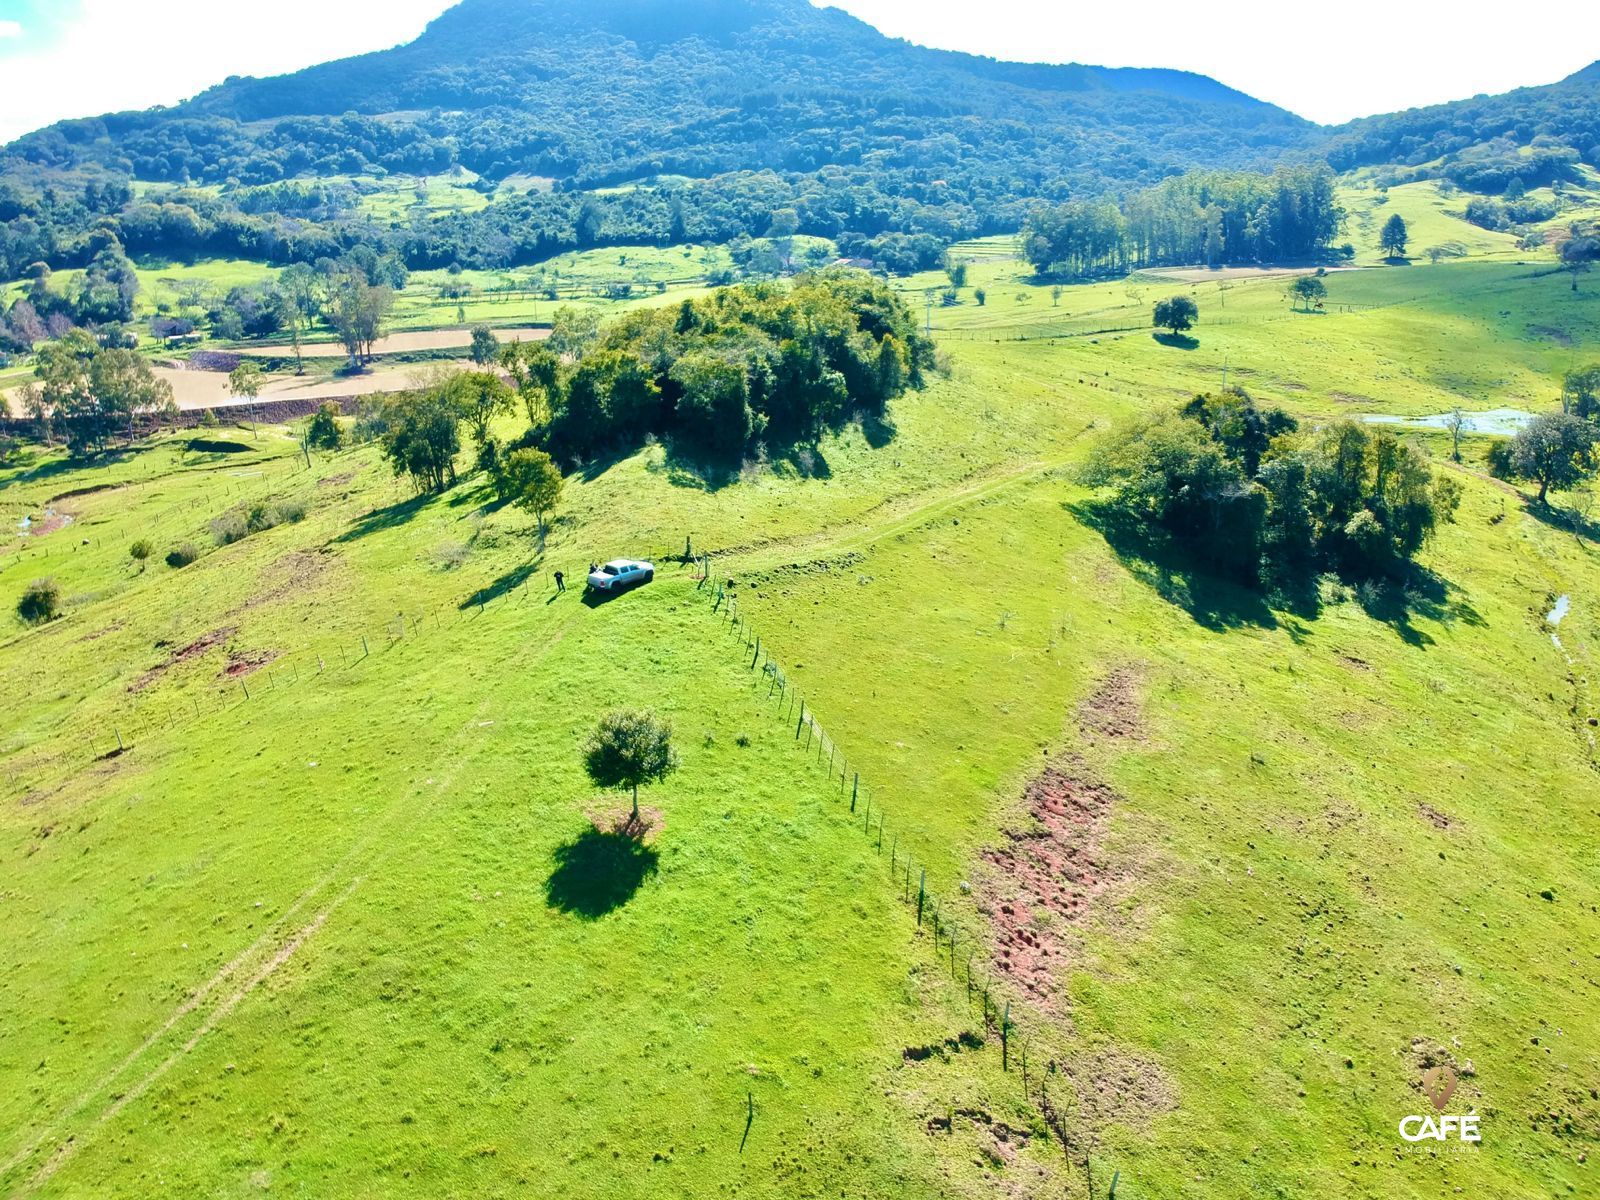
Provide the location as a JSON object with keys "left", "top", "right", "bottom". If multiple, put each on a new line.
{"left": 1, "top": 255, "right": 1597, "bottom": 1197}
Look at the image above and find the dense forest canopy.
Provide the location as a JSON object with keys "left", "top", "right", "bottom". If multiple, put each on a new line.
{"left": 1326, "top": 63, "right": 1600, "bottom": 192}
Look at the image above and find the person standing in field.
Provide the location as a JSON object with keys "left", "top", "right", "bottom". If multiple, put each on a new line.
{"left": 554, "top": 570, "right": 566, "bottom": 593}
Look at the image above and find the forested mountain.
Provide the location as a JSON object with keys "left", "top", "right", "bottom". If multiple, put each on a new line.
{"left": 0, "top": 0, "right": 1321, "bottom": 274}
{"left": 10, "top": 0, "right": 1305, "bottom": 191}
{"left": 1324, "top": 60, "right": 1600, "bottom": 192}
{"left": 2, "top": 0, "right": 1598, "bottom": 281}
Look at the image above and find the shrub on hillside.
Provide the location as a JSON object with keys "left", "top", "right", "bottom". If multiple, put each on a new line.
{"left": 166, "top": 542, "right": 200, "bottom": 568}
{"left": 210, "top": 511, "right": 249, "bottom": 545}
{"left": 18, "top": 577, "right": 62, "bottom": 625}
{"left": 212, "top": 496, "right": 308, "bottom": 546}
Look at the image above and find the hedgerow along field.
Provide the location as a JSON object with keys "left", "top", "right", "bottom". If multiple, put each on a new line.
{"left": 1, "top": 250, "right": 1597, "bottom": 1198}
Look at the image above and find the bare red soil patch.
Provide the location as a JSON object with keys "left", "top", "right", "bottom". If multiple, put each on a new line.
{"left": 979, "top": 763, "right": 1120, "bottom": 1011}
{"left": 583, "top": 803, "right": 664, "bottom": 844}
{"left": 129, "top": 626, "right": 236, "bottom": 692}
{"left": 223, "top": 649, "right": 280, "bottom": 678}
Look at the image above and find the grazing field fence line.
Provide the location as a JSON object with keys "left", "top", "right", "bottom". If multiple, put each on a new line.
{"left": 1, "top": 543, "right": 1124, "bottom": 1190}
{"left": 698, "top": 564, "right": 1118, "bottom": 1191}
{"left": 0, "top": 452, "right": 321, "bottom": 580}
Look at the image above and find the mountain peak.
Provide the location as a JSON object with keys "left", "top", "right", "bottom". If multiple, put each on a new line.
{"left": 422, "top": 0, "right": 823, "bottom": 48}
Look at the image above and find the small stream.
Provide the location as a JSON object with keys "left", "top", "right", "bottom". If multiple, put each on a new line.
{"left": 1548, "top": 594, "right": 1571, "bottom": 651}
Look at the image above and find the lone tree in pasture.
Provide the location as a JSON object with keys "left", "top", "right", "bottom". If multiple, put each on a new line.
{"left": 129, "top": 539, "right": 152, "bottom": 572}
{"left": 469, "top": 324, "right": 500, "bottom": 366}
{"left": 1511, "top": 412, "right": 1597, "bottom": 505}
{"left": 1380, "top": 213, "right": 1409, "bottom": 259}
{"left": 1443, "top": 407, "right": 1469, "bottom": 462}
{"left": 228, "top": 360, "right": 264, "bottom": 438}
{"left": 1559, "top": 227, "right": 1600, "bottom": 291}
{"left": 946, "top": 260, "right": 968, "bottom": 289}
{"left": 504, "top": 447, "right": 563, "bottom": 538}
{"left": 1153, "top": 295, "right": 1198, "bottom": 335}
{"left": 1290, "top": 275, "right": 1327, "bottom": 311}
{"left": 584, "top": 708, "right": 680, "bottom": 820}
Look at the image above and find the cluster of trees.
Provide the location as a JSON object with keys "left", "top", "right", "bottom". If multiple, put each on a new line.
{"left": 1082, "top": 388, "right": 1462, "bottom": 588}
{"left": 17, "top": 330, "right": 176, "bottom": 454}
{"left": 536, "top": 270, "right": 934, "bottom": 464}
{"left": 1462, "top": 193, "right": 1559, "bottom": 232}
{"left": 358, "top": 270, "right": 928, "bottom": 545}
{"left": 1487, "top": 364, "right": 1600, "bottom": 507}
{"left": 1023, "top": 165, "right": 1346, "bottom": 277}
{"left": 0, "top": 236, "right": 141, "bottom": 353}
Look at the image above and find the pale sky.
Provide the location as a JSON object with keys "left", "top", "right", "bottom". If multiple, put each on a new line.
{"left": 0, "top": 0, "right": 1597, "bottom": 143}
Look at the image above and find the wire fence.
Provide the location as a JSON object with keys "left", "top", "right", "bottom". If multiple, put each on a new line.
{"left": 698, "top": 564, "right": 1118, "bottom": 1192}
{"left": 1, "top": 540, "right": 1122, "bottom": 1190}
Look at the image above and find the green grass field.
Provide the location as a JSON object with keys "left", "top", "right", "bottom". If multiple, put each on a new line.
{"left": 1, "top": 244, "right": 1597, "bottom": 1197}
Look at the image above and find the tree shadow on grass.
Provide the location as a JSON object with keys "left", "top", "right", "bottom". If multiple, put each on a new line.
{"left": 1350, "top": 566, "right": 1483, "bottom": 648}
{"left": 1521, "top": 495, "right": 1600, "bottom": 543}
{"left": 545, "top": 825, "right": 659, "bottom": 918}
{"left": 1069, "top": 500, "right": 1278, "bottom": 631}
{"left": 1152, "top": 332, "right": 1199, "bottom": 350}
{"left": 332, "top": 490, "right": 433, "bottom": 543}
{"left": 459, "top": 558, "right": 542, "bottom": 609}
{"left": 651, "top": 441, "right": 741, "bottom": 492}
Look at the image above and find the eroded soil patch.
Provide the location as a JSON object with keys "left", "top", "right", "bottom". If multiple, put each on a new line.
{"left": 223, "top": 649, "right": 279, "bottom": 678}
{"left": 243, "top": 549, "right": 335, "bottom": 611}
{"left": 1076, "top": 665, "right": 1146, "bottom": 742}
{"left": 1418, "top": 802, "right": 1453, "bottom": 830}
{"left": 979, "top": 763, "right": 1121, "bottom": 1010}
{"left": 129, "top": 626, "right": 236, "bottom": 692}
{"left": 1056, "top": 1046, "right": 1178, "bottom": 1132}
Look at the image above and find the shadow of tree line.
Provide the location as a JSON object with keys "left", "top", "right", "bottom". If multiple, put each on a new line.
{"left": 1069, "top": 500, "right": 1485, "bottom": 647}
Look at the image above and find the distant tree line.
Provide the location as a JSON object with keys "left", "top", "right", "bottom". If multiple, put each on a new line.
{"left": 1326, "top": 70, "right": 1600, "bottom": 194}
{"left": 1022, "top": 165, "right": 1347, "bottom": 277}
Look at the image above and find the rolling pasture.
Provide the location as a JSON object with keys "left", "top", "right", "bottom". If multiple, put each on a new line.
{"left": 1, "top": 249, "right": 1597, "bottom": 1198}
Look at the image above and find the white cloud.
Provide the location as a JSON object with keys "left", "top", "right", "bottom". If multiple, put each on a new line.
{"left": 0, "top": 20, "right": 25, "bottom": 39}
{"left": 0, "top": 0, "right": 453, "bottom": 142}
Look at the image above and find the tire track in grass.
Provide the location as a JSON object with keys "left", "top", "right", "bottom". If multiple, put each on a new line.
{"left": 715, "top": 424, "right": 1094, "bottom": 574}
{"left": 3, "top": 604, "right": 585, "bottom": 1194}
{"left": 26, "top": 882, "right": 360, "bottom": 1194}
